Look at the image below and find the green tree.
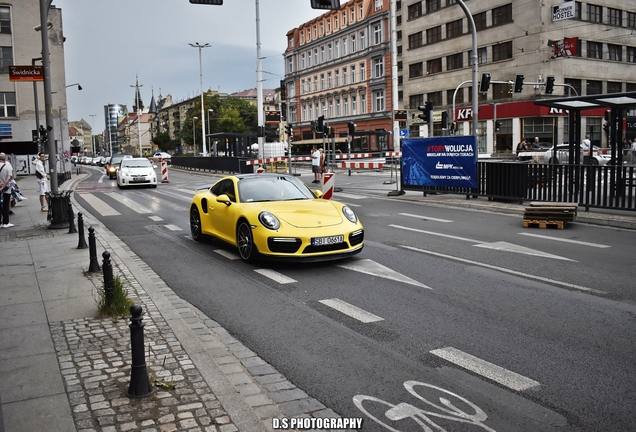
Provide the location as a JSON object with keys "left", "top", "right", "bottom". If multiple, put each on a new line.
{"left": 152, "top": 132, "right": 178, "bottom": 153}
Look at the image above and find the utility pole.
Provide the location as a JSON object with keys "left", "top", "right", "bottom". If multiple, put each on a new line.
{"left": 39, "top": 0, "right": 57, "bottom": 193}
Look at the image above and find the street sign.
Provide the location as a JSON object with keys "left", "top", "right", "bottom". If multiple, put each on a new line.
{"left": 189, "top": 0, "right": 223, "bottom": 4}
{"left": 552, "top": 1, "right": 574, "bottom": 21}
{"left": 9, "top": 65, "right": 43, "bottom": 82}
{"left": 311, "top": 0, "right": 340, "bottom": 10}
{"left": 394, "top": 109, "right": 407, "bottom": 121}
{"left": 265, "top": 111, "right": 281, "bottom": 123}
{"left": 399, "top": 129, "right": 411, "bottom": 137}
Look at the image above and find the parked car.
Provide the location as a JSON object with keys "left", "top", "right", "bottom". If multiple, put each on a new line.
{"left": 189, "top": 173, "right": 364, "bottom": 262}
{"left": 105, "top": 154, "right": 133, "bottom": 179}
{"left": 116, "top": 157, "right": 157, "bottom": 188}
{"left": 152, "top": 152, "right": 172, "bottom": 164}
{"left": 542, "top": 144, "right": 611, "bottom": 165}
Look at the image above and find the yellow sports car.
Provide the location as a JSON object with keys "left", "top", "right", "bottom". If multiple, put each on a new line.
{"left": 189, "top": 173, "right": 364, "bottom": 262}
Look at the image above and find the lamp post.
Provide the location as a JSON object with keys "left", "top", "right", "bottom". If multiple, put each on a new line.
{"left": 192, "top": 117, "right": 198, "bottom": 155}
{"left": 66, "top": 83, "right": 82, "bottom": 90}
{"left": 32, "top": 57, "right": 42, "bottom": 151}
{"left": 189, "top": 42, "right": 210, "bottom": 156}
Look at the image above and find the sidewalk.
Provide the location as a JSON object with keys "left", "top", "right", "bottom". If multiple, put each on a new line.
{"left": 1, "top": 172, "right": 635, "bottom": 432}
{"left": 0, "top": 174, "right": 338, "bottom": 432}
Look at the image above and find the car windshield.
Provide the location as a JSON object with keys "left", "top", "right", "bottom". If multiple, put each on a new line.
{"left": 121, "top": 159, "right": 152, "bottom": 168}
{"left": 238, "top": 176, "right": 314, "bottom": 202}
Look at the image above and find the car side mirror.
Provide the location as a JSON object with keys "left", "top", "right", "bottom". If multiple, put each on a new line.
{"left": 216, "top": 194, "right": 232, "bottom": 206}
{"left": 313, "top": 189, "right": 323, "bottom": 198}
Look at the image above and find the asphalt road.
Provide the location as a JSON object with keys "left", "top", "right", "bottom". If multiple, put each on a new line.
{"left": 74, "top": 165, "right": 636, "bottom": 431}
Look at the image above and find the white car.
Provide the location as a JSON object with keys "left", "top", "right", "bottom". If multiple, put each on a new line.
{"left": 542, "top": 144, "right": 611, "bottom": 166}
{"left": 116, "top": 157, "right": 158, "bottom": 188}
{"left": 152, "top": 152, "right": 172, "bottom": 164}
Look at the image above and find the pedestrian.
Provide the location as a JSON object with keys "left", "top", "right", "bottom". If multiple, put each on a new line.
{"left": 531, "top": 137, "right": 542, "bottom": 149}
{"left": 34, "top": 152, "right": 50, "bottom": 212}
{"left": 0, "top": 152, "right": 14, "bottom": 228}
{"left": 516, "top": 139, "right": 527, "bottom": 156}
{"left": 311, "top": 146, "right": 321, "bottom": 183}
{"left": 319, "top": 148, "right": 326, "bottom": 177}
{"left": 581, "top": 135, "right": 591, "bottom": 151}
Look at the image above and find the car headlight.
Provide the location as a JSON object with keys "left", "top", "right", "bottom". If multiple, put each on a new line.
{"left": 258, "top": 211, "right": 280, "bottom": 230}
{"left": 342, "top": 206, "right": 357, "bottom": 223}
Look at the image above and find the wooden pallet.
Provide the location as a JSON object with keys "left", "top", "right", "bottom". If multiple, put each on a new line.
{"left": 522, "top": 219, "right": 567, "bottom": 229}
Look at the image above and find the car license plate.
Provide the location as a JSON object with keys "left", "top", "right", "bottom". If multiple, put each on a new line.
{"left": 311, "top": 235, "right": 344, "bottom": 246}
{"left": 132, "top": 176, "right": 145, "bottom": 182}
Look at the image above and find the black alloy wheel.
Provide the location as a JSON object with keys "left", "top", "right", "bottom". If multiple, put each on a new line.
{"left": 237, "top": 220, "right": 257, "bottom": 262}
{"left": 190, "top": 206, "right": 203, "bottom": 241}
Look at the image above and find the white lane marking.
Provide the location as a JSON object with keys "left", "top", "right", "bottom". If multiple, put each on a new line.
{"left": 254, "top": 269, "right": 297, "bottom": 284}
{"left": 399, "top": 213, "right": 453, "bottom": 223}
{"left": 78, "top": 193, "right": 121, "bottom": 216}
{"left": 176, "top": 188, "right": 197, "bottom": 195}
{"left": 430, "top": 347, "right": 541, "bottom": 392}
{"left": 214, "top": 249, "right": 240, "bottom": 260}
{"left": 389, "top": 224, "right": 480, "bottom": 243}
{"left": 164, "top": 224, "right": 182, "bottom": 231}
{"left": 338, "top": 259, "right": 432, "bottom": 289}
{"left": 333, "top": 192, "right": 366, "bottom": 200}
{"left": 149, "top": 215, "right": 163, "bottom": 221}
{"left": 319, "top": 298, "right": 384, "bottom": 323}
{"left": 104, "top": 192, "right": 153, "bottom": 214}
{"left": 474, "top": 241, "right": 575, "bottom": 261}
{"left": 401, "top": 245, "right": 607, "bottom": 294}
{"left": 153, "top": 189, "right": 193, "bottom": 202}
{"left": 518, "top": 232, "right": 611, "bottom": 248}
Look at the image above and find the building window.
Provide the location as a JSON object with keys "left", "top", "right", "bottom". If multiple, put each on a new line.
{"left": 492, "top": 4, "right": 512, "bottom": 26}
{"left": 427, "top": 58, "right": 442, "bottom": 74}
{"left": 587, "top": 4, "right": 602, "bottom": 23}
{"left": 0, "top": 7, "right": 10, "bottom": 34}
{"left": 586, "top": 80, "right": 602, "bottom": 95}
{"left": 373, "top": 22, "right": 383, "bottom": 45}
{"left": 313, "top": 76, "right": 318, "bottom": 92}
{"left": 473, "top": 12, "right": 487, "bottom": 31}
{"left": 446, "top": 19, "right": 462, "bottom": 38}
{"left": 328, "top": 43, "right": 332, "bottom": 60}
{"left": 607, "top": 81, "right": 622, "bottom": 93}
{"left": 608, "top": 8, "right": 622, "bottom": 26}
{"left": 447, "top": 53, "right": 463, "bottom": 70}
{"left": 334, "top": 16, "right": 338, "bottom": 29}
{"left": 409, "top": 93, "right": 424, "bottom": 110}
{"left": 351, "top": 34, "right": 357, "bottom": 53}
{"left": 574, "top": 1, "right": 581, "bottom": 19}
{"left": 627, "top": 83, "right": 636, "bottom": 92}
{"left": 360, "top": 30, "right": 366, "bottom": 50}
{"left": 492, "top": 42, "right": 512, "bottom": 61}
{"left": 342, "top": 37, "right": 348, "bottom": 55}
{"left": 307, "top": 50, "right": 312, "bottom": 67}
{"left": 328, "top": 100, "right": 333, "bottom": 118}
{"left": 374, "top": 90, "right": 385, "bottom": 112}
{"left": 301, "top": 53, "right": 306, "bottom": 69}
{"left": 587, "top": 41, "right": 602, "bottom": 59}
{"left": 351, "top": 65, "right": 356, "bottom": 83}
{"left": 607, "top": 44, "right": 622, "bottom": 61}
{"left": 287, "top": 57, "right": 293, "bottom": 73}
{"left": 408, "top": 2, "right": 422, "bottom": 20}
{"left": 343, "top": 67, "right": 348, "bottom": 85}
{"left": 313, "top": 25, "right": 317, "bottom": 38}
{"left": 628, "top": 12, "right": 636, "bottom": 28}
{"left": 352, "top": 96, "right": 357, "bottom": 115}
{"left": 342, "top": 12, "right": 346, "bottom": 26}
{"left": 360, "top": 93, "right": 366, "bottom": 114}
{"left": 492, "top": 83, "right": 510, "bottom": 100}
{"left": 373, "top": 57, "right": 384, "bottom": 78}
{"left": 408, "top": 32, "right": 423, "bottom": 49}
{"left": 320, "top": 74, "right": 324, "bottom": 90}
{"left": 469, "top": 47, "right": 488, "bottom": 65}
{"left": 564, "top": 78, "right": 581, "bottom": 96}
{"left": 0, "top": 92, "right": 16, "bottom": 117}
{"left": 427, "top": 91, "right": 442, "bottom": 107}
{"left": 0, "top": 46, "right": 13, "bottom": 73}
{"left": 628, "top": 47, "right": 636, "bottom": 63}
{"left": 335, "top": 40, "right": 340, "bottom": 58}
{"left": 409, "top": 62, "right": 424, "bottom": 78}
{"left": 426, "top": 26, "right": 442, "bottom": 44}
{"left": 314, "top": 48, "right": 318, "bottom": 64}
{"left": 336, "top": 98, "right": 341, "bottom": 116}
{"left": 447, "top": 88, "right": 463, "bottom": 105}
{"left": 327, "top": 21, "right": 330, "bottom": 33}
{"left": 360, "top": 62, "right": 366, "bottom": 81}
{"left": 351, "top": 8, "right": 355, "bottom": 22}
{"left": 335, "top": 70, "right": 340, "bottom": 87}
{"left": 327, "top": 72, "right": 332, "bottom": 89}
{"left": 426, "top": 0, "right": 441, "bottom": 14}
{"left": 343, "top": 97, "right": 348, "bottom": 116}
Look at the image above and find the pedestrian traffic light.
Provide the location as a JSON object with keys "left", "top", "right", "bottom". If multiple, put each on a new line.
{"left": 495, "top": 121, "right": 502, "bottom": 132}
{"left": 310, "top": 0, "right": 340, "bottom": 10}
{"left": 348, "top": 121, "right": 356, "bottom": 135}
{"left": 514, "top": 74, "right": 524, "bottom": 93}
{"left": 545, "top": 76, "right": 555, "bottom": 94}
{"left": 284, "top": 123, "right": 293, "bottom": 138}
{"left": 479, "top": 72, "right": 491, "bottom": 93}
{"left": 317, "top": 115, "right": 324, "bottom": 132}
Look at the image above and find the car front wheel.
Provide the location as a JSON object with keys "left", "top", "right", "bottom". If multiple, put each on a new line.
{"left": 237, "top": 220, "right": 258, "bottom": 262}
{"left": 190, "top": 206, "right": 203, "bottom": 242}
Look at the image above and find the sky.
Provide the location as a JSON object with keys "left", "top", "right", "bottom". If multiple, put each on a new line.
{"left": 53, "top": 0, "right": 326, "bottom": 133}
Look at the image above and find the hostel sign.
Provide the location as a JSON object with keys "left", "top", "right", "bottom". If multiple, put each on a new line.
{"left": 552, "top": 1, "right": 575, "bottom": 21}
{"left": 9, "top": 65, "right": 44, "bottom": 81}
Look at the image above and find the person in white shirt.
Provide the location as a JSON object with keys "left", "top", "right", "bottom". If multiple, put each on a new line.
{"left": 581, "top": 135, "right": 591, "bottom": 151}
{"left": 34, "top": 152, "right": 50, "bottom": 212}
{"left": 0, "top": 152, "right": 14, "bottom": 227}
{"left": 311, "top": 146, "right": 321, "bottom": 183}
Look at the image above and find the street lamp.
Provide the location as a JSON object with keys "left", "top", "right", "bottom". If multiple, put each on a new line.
{"left": 192, "top": 117, "right": 198, "bottom": 155}
{"left": 189, "top": 42, "right": 210, "bottom": 156}
{"left": 66, "top": 83, "right": 82, "bottom": 90}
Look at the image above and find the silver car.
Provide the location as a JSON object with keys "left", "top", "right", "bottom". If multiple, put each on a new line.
{"left": 543, "top": 144, "right": 611, "bottom": 166}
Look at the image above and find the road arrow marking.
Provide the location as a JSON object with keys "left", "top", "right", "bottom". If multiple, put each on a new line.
{"left": 337, "top": 259, "right": 432, "bottom": 289}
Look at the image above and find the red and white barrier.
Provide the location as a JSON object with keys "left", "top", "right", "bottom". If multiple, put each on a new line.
{"left": 245, "top": 157, "right": 286, "bottom": 166}
{"left": 340, "top": 161, "right": 384, "bottom": 169}
{"left": 384, "top": 151, "right": 402, "bottom": 157}
{"left": 335, "top": 153, "right": 373, "bottom": 159}
{"left": 160, "top": 158, "right": 169, "bottom": 183}
{"left": 322, "top": 172, "right": 335, "bottom": 200}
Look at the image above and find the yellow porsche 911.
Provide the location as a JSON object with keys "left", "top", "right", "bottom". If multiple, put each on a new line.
{"left": 189, "top": 173, "right": 364, "bottom": 262}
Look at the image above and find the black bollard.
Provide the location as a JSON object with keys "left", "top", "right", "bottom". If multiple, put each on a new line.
{"left": 67, "top": 201, "right": 77, "bottom": 234}
{"left": 88, "top": 227, "right": 101, "bottom": 272}
{"left": 127, "top": 304, "right": 153, "bottom": 398}
{"left": 77, "top": 213, "right": 88, "bottom": 249}
{"left": 102, "top": 251, "right": 113, "bottom": 306}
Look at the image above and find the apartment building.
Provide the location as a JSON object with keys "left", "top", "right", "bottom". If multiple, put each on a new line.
{"left": 398, "top": 0, "right": 636, "bottom": 153}
{"left": 283, "top": 0, "right": 394, "bottom": 152}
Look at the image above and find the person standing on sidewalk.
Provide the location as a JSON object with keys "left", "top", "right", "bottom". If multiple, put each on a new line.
{"left": 34, "top": 152, "right": 50, "bottom": 212}
{"left": 0, "top": 152, "right": 14, "bottom": 228}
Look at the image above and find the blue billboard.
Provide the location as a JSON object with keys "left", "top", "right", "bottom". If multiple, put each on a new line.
{"left": 402, "top": 136, "right": 477, "bottom": 188}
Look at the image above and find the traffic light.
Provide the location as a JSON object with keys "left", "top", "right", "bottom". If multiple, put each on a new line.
{"left": 39, "top": 125, "right": 48, "bottom": 144}
{"left": 280, "top": 80, "right": 287, "bottom": 101}
{"left": 418, "top": 101, "right": 433, "bottom": 121}
{"left": 348, "top": 121, "right": 356, "bottom": 135}
{"left": 604, "top": 110, "right": 610, "bottom": 121}
{"left": 603, "top": 122, "right": 609, "bottom": 135}
{"left": 310, "top": 0, "right": 340, "bottom": 10}
{"left": 479, "top": 72, "right": 491, "bottom": 93}
{"left": 284, "top": 123, "right": 293, "bottom": 138}
{"left": 281, "top": 103, "right": 287, "bottom": 122}
{"left": 545, "top": 76, "right": 555, "bottom": 94}
{"left": 316, "top": 115, "right": 324, "bottom": 133}
{"left": 495, "top": 121, "right": 502, "bottom": 132}
{"left": 441, "top": 112, "right": 448, "bottom": 129}
{"left": 514, "top": 74, "right": 524, "bottom": 93}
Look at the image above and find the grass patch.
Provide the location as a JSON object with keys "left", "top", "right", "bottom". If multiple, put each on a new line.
{"left": 95, "top": 275, "right": 134, "bottom": 317}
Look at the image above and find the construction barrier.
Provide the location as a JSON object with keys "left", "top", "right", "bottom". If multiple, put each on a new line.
{"left": 322, "top": 172, "right": 335, "bottom": 200}
{"left": 160, "top": 158, "right": 169, "bottom": 183}
{"left": 340, "top": 161, "right": 384, "bottom": 169}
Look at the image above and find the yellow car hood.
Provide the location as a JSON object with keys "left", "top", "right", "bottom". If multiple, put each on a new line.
{"left": 258, "top": 200, "right": 345, "bottom": 228}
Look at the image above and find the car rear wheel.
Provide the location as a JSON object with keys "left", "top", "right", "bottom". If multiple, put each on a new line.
{"left": 549, "top": 158, "right": 559, "bottom": 165}
{"left": 237, "top": 220, "right": 258, "bottom": 262}
{"left": 190, "top": 206, "right": 203, "bottom": 242}
{"left": 589, "top": 158, "right": 599, "bottom": 166}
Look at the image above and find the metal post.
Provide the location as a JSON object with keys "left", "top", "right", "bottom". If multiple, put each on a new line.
{"left": 127, "top": 304, "right": 153, "bottom": 398}
{"left": 255, "top": 0, "right": 264, "bottom": 160}
{"left": 39, "top": 0, "right": 58, "bottom": 193}
{"left": 76, "top": 212, "right": 88, "bottom": 249}
{"left": 67, "top": 200, "right": 77, "bottom": 234}
{"left": 88, "top": 227, "right": 100, "bottom": 272}
{"left": 102, "top": 251, "right": 113, "bottom": 306}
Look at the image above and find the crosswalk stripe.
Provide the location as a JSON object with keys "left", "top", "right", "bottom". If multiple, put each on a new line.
{"left": 164, "top": 224, "right": 182, "bottom": 231}
{"left": 430, "top": 347, "right": 541, "bottom": 391}
{"left": 319, "top": 298, "right": 384, "bottom": 323}
{"left": 78, "top": 193, "right": 121, "bottom": 216}
{"left": 399, "top": 213, "right": 453, "bottom": 223}
{"left": 254, "top": 269, "right": 297, "bottom": 284}
{"left": 104, "top": 192, "right": 153, "bottom": 213}
{"left": 149, "top": 216, "right": 163, "bottom": 221}
{"left": 214, "top": 249, "right": 240, "bottom": 260}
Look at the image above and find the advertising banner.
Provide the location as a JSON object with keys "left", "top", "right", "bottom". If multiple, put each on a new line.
{"left": 402, "top": 136, "right": 477, "bottom": 188}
